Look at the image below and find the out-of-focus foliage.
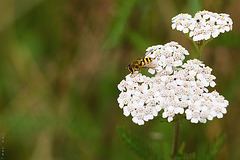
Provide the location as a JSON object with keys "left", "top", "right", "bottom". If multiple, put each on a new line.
{"left": 0, "top": 0, "right": 240, "bottom": 159}
{"left": 117, "top": 126, "right": 158, "bottom": 160}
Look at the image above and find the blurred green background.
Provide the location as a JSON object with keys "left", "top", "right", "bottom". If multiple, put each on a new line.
{"left": 0, "top": 0, "right": 240, "bottom": 159}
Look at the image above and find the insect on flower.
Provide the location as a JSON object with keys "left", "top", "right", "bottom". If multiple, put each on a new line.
{"left": 127, "top": 57, "right": 154, "bottom": 74}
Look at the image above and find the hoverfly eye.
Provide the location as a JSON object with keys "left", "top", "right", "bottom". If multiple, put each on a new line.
{"left": 128, "top": 65, "right": 134, "bottom": 73}
{"left": 127, "top": 65, "right": 131, "bottom": 70}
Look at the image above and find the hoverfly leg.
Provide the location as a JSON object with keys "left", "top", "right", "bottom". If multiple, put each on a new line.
{"left": 130, "top": 71, "right": 135, "bottom": 78}
{"left": 138, "top": 69, "right": 141, "bottom": 80}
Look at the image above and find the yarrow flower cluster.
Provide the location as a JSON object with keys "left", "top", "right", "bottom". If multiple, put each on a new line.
{"left": 171, "top": 10, "right": 233, "bottom": 41}
{"left": 145, "top": 42, "right": 189, "bottom": 74}
{"left": 117, "top": 73, "right": 161, "bottom": 125}
{"left": 117, "top": 42, "right": 229, "bottom": 125}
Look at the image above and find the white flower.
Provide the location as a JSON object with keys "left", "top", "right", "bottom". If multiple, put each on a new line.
{"left": 117, "top": 43, "right": 229, "bottom": 125}
{"left": 162, "top": 106, "right": 175, "bottom": 122}
{"left": 144, "top": 42, "right": 189, "bottom": 74}
{"left": 117, "top": 92, "right": 131, "bottom": 108}
{"left": 117, "top": 73, "right": 163, "bottom": 125}
{"left": 148, "top": 68, "right": 156, "bottom": 74}
{"left": 172, "top": 13, "right": 193, "bottom": 32}
{"left": 172, "top": 10, "right": 233, "bottom": 41}
{"left": 132, "top": 113, "right": 145, "bottom": 125}
{"left": 186, "top": 109, "right": 200, "bottom": 123}
{"left": 123, "top": 104, "right": 136, "bottom": 116}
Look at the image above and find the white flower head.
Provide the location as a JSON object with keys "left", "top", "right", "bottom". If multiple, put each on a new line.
{"left": 117, "top": 43, "right": 229, "bottom": 125}
{"left": 117, "top": 73, "right": 164, "bottom": 125}
{"left": 144, "top": 42, "right": 189, "bottom": 75}
{"left": 172, "top": 10, "right": 233, "bottom": 41}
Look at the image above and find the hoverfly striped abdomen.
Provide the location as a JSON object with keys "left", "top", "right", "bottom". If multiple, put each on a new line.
{"left": 127, "top": 57, "right": 153, "bottom": 74}
{"left": 140, "top": 57, "right": 153, "bottom": 67}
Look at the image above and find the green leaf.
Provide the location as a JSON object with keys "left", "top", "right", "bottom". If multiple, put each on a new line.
{"left": 175, "top": 152, "right": 196, "bottom": 160}
{"left": 209, "top": 134, "right": 225, "bottom": 158}
{"left": 195, "top": 134, "right": 225, "bottom": 160}
{"left": 117, "top": 126, "right": 158, "bottom": 160}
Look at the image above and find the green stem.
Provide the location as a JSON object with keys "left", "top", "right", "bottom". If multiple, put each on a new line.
{"left": 198, "top": 43, "right": 204, "bottom": 60}
{"left": 197, "top": 37, "right": 213, "bottom": 60}
{"left": 185, "top": 33, "right": 200, "bottom": 59}
{"left": 171, "top": 118, "right": 180, "bottom": 160}
{"left": 185, "top": 34, "right": 213, "bottom": 60}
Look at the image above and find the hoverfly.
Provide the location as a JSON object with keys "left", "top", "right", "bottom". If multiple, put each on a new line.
{"left": 127, "top": 57, "right": 154, "bottom": 74}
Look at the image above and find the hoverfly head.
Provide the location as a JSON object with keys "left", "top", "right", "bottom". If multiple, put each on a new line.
{"left": 127, "top": 64, "right": 134, "bottom": 74}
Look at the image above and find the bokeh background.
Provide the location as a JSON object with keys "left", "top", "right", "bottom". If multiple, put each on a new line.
{"left": 0, "top": 0, "right": 240, "bottom": 159}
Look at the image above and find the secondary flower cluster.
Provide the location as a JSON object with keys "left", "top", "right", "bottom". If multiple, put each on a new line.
{"left": 171, "top": 10, "right": 233, "bottom": 41}
{"left": 117, "top": 42, "right": 229, "bottom": 125}
{"left": 145, "top": 42, "right": 189, "bottom": 74}
{"left": 117, "top": 73, "right": 162, "bottom": 125}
